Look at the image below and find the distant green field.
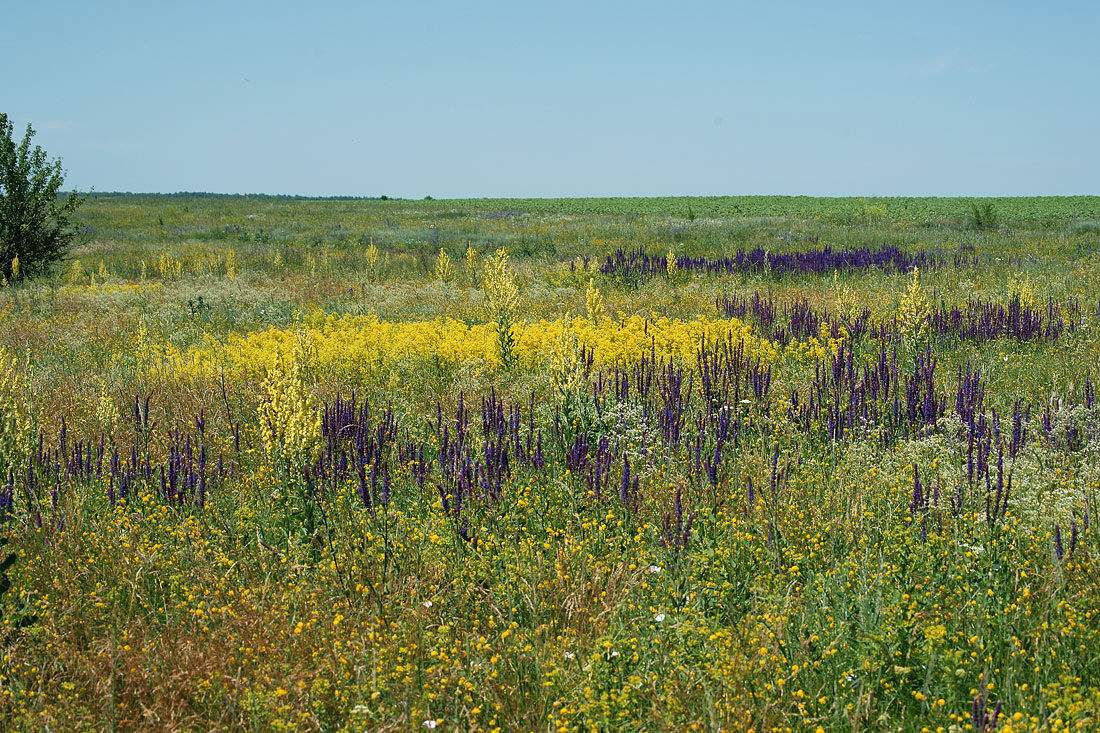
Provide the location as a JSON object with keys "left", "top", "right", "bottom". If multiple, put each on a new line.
{"left": 434, "top": 195, "right": 1100, "bottom": 222}
{"left": 85, "top": 193, "right": 1100, "bottom": 224}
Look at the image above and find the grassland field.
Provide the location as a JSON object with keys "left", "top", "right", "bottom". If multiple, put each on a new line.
{"left": 1, "top": 195, "right": 1099, "bottom": 731}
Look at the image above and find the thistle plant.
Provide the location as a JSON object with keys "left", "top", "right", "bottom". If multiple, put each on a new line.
{"left": 898, "top": 267, "right": 931, "bottom": 346}
{"left": 482, "top": 248, "right": 520, "bottom": 369}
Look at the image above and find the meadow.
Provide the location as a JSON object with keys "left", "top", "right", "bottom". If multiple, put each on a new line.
{"left": 1, "top": 194, "right": 1099, "bottom": 731}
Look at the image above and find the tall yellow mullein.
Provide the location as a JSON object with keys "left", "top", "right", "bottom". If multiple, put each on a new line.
{"left": 585, "top": 278, "right": 605, "bottom": 326}
{"left": 464, "top": 243, "right": 479, "bottom": 285}
{"left": 435, "top": 248, "right": 455, "bottom": 283}
{"left": 482, "top": 248, "right": 519, "bottom": 316}
{"left": 66, "top": 259, "right": 84, "bottom": 286}
{"left": 550, "top": 323, "right": 590, "bottom": 403}
{"left": 95, "top": 384, "right": 121, "bottom": 442}
{"left": 898, "top": 267, "right": 931, "bottom": 345}
{"left": 1007, "top": 275, "right": 1038, "bottom": 308}
{"left": 833, "top": 271, "right": 859, "bottom": 321}
{"left": 260, "top": 332, "right": 321, "bottom": 473}
{"left": 0, "top": 349, "right": 31, "bottom": 475}
{"left": 482, "top": 249, "right": 520, "bottom": 368}
{"left": 224, "top": 248, "right": 237, "bottom": 281}
{"left": 364, "top": 240, "right": 381, "bottom": 283}
{"left": 666, "top": 247, "right": 679, "bottom": 278}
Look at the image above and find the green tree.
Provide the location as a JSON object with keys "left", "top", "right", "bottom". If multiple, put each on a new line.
{"left": 0, "top": 113, "right": 86, "bottom": 280}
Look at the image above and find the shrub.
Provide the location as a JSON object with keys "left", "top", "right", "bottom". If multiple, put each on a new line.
{"left": 0, "top": 114, "right": 86, "bottom": 280}
{"left": 968, "top": 200, "right": 998, "bottom": 230}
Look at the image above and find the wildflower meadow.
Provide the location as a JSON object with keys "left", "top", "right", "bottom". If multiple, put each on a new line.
{"left": 1, "top": 194, "right": 1099, "bottom": 731}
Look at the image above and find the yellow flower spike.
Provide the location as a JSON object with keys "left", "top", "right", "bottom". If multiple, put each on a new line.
{"left": 585, "top": 278, "right": 605, "bottom": 326}
{"left": 897, "top": 266, "right": 931, "bottom": 345}
{"left": 364, "top": 240, "right": 381, "bottom": 282}
{"left": 465, "top": 242, "right": 479, "bottom": 285}
{"left": 0, "top": 349, "right": 31, "bottom": 475}
{"left": 434, "top": 248, "right": 455, "bottom": 283}
{"left": 259, "top": 330, "right": 322, "bottom": 472}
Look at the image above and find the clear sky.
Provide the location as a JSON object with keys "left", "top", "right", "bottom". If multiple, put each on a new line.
{"left": 5, "top": 1, "right": 1098, "bottom": 198}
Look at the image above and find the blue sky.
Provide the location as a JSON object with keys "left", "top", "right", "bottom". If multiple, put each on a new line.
{"left": 5, "top": 1, "right": 1098, "bottom": 197}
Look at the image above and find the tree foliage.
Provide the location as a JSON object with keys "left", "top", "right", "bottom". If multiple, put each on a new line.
{"left": 0, "top": 113, "right": 86, "bottom": 280}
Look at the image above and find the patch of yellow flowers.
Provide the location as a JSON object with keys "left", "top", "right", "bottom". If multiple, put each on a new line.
{"left": 165, "top": 313, "right": 777, "bottom": 380}
{"left": 1007, "top": 274, "right": 1038, "bottom": 307}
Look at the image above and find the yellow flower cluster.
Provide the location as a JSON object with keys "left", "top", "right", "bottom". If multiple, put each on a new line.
{"left": 525, "top": 314, "right": 774, "bottom": 367}
{"left": 548, "top": 326, "right": 590, "bottom": 404}
{"left": 151, "top": 244, "right": 237, "bottom": 280}
{"left": 65, "top": 259, "right": 85, "bottom": 286}
{"left": 481, "top": 249, "right": 519, "bottom": 319}
{"left": 0, "top": 348, "right": 30, "bottom": 473}
{"left": 259, "top": 332, "right": 322, "bottom": 472}
{"left": 166, "top": 313, "right": 775, "bottom": 379}
{"left": 1007, "top": 274, "right": 1038, "bottom": 307}
{"left": 464, "top": 243, "right": 479, "bottom": 285}
{"left": 157, "top": 252, "right": 184, "bottom": 280}
{"left": 784, "top": 321, "right": 846, "bottom": 365}
{"left": 95, "top": 384, "right": 121, "bottom": 438}
{"left": 58, "top": 281, "right": 164, "bottom": 297}
{"left": 364, "top": 242, "right": 381, "bottom": 283}
{"left": 434, "top": 249, "right": 455, "bottom": 283}
{"left": 585, "top": 278, "right": 605, "bottom": 326}
{"left": 832, "top": 271, "right": 859, "bottom": 321}
{"left": 897, "top": 267, "right": 931, "bottom": 344}
{"left": 666, "top": 247, "right": 678, "bottom": 277}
